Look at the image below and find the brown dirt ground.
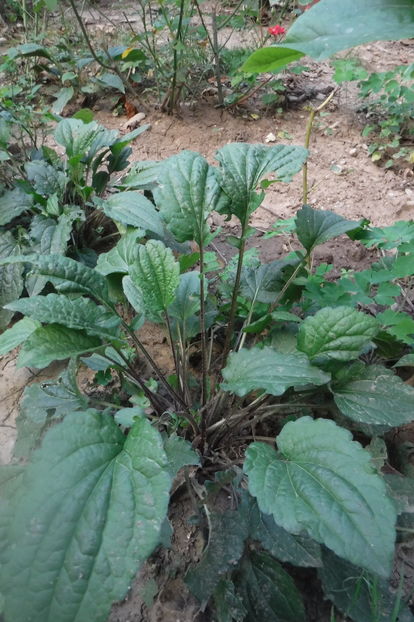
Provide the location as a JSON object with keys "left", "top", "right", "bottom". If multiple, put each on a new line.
{"left": 1, "top": 29, "right": 414, "bottom": 622}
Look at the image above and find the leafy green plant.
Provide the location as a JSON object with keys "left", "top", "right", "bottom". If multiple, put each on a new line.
{"left": 242, "top": 0, "right": 414, "bottom": 74}
{"left": 297, "top": 218, "right": 414, "bottom": 351}
{"left": 331, "top": 57, "right": 414, "bottom": 169}
{"left": 359, "top": 64, "right": 414, "bottom": 168}
{"left": 0, "top": 116, "right": 150, "bottom": 327}
{"left": 0, "top": 37, "right": 145, "bottom": 115}
{"left": 1, "top": 139, "right": 414, "bottom": 621}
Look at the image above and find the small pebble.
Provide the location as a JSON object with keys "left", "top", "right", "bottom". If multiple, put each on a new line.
{"left": 264, "top": 132, "right": 276, "bottom": 143}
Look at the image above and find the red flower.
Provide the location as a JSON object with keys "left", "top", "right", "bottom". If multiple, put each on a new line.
{"left": 303, "top": 0, "right": 320, "bottom": 10}
{"left": 268, "top": 25, "right": 286, "bottom": 36}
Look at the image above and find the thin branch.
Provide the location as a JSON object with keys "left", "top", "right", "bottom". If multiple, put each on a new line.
{"left": 222, "top": 224, "right": 248, "bottom": 363}
{"left": 227, "top": 75, "right": 273, "bottom": 109}
{"left": 303, "top": 86, "right": 338, "bottom": 203}
{"left": 66, "top": 0, "right": 138, "bottom": 100}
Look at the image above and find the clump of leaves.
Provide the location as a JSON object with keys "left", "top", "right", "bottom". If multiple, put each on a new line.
{"left": 359, "top": 63, "right": 414, "bottom": 169}
{"left": 0, "top": 115, "right": 150, "bottom": 329}
{"left": 332, "top": 58, "right": 414, "bottom": 170}
{"left": 1, "top": 137, "right": 414, "bottom": 622}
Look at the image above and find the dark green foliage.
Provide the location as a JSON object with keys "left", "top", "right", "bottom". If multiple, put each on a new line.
{"left": 1, "top": 127, "right": 414, "bottom": 622}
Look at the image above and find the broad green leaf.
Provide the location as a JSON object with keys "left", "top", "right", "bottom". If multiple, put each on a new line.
{"left": 118, "top": 160, "right": 160, "bottom": 191}
{"left": 6, "top": 293, "right": 121, "bottom": 339}
{"left": 243, "top": 0, "right": 414, "bottom": 74}
{"left": 114, "top": 407, "right": 144, "bottom": 427}
{"left": 244, "top": 416, "right": 396, "bottom": 577}
{"left": 185, "top": 509, "right": 249, "bottom": 602}
{"left": 366, "top": 436, "right": 388, "bottom": 472}
{"left": 215, "top": 143, "right": 307, "bottom": 223}
{"left": 237, "top": 551, "right": 306, "bottom": 622}
{"left": 271, "top": 328, "right": 298, "bottom": 354}
{"left": 0, "top": 188, "right": 33, "bottom": 226}
{"left": 14, "top": 362, "right": 87, "bottom": 459}
{"left": 44, "top": 0, "right": 58, "bottom": 9}
{"left": 130, "top": 240, "right": 179, "bottom": 316}
{"left": 359, "top": 220, "right": 414, "bottom": 250}
{"left": 53, "top": 86, "right": 75, "bottom": 114}
{"left": 122, "top": 275, "right": 145, "bottom": 315}
{"left": 384, "top": 474, "right": 414, "bottom": 515}
{"left": 26, "top": 214, "right": 78, "bottom": 295}
{"left": 82, "top": 346, "right": 128, "bottom": 371}
{"left": 0, "top": 253, "right": 110, "bottom": 303}
{"left": 168, "top": 271, "right": 203, "bottom": 339}
{"left": 3, "top": 411, "right": 171, "bottom": 622}
{"left": 18, "top": 324, "right": 103, "bottom": 368}
{"left": 25, "top": 160, "right": 67, "bottom": 196}
{"left": 297, "top": 306, "right": 379, "bottom": 361}
{"left": 45, "top": 194, "right": 61, "bottom": 217}
{"left": 214, "top": 579, "right": 247, "bottom": 622}
{"left": 247, "top": 496, "right": 321, "bottom": 567}
{"left": 271, "top": 311, "right": 301, "bottom": 323}
{"left": 242, "top": 314, "right": 272, "bottom": 334}
{"left": 0, "top": 317, "right": 40, "bottom": 356}
{"left": 97, "top": 191, "right": 163, "bottom": 237}
{"left": 332, "top": 364, "right": 414, "bottom": 427}
{"left": 110, "top": 126, "right": 150, "bottom": 154}
{"left": 0, "top": 465, "right": 24, "bottom": 566}
{"left": 168, "top": 271, "right": 201, "bottom": 320}
{"left": 163, "top": 434, "right": 200, "bottom": 477}
{"left": 283, "top": 0, "right": 414, "bottom": 59}
{"left": 55, "top": 118, "right": 104, "bottom": 158}
{"left": 155, "top": 150, "right": 221, "bottom": 245}
{"left": 395, "top": 354, "right": 414, "bottom": 367}
{"left": 97, "top": 71, "right": 125, "bottom": 93}
{"left": 221, "top": 346, "right": 330, "bottom": 397}
{"left": 10, "top": 42, "right": 53, "bottom": 60}
{"left": 29, "top": 213, "right": 77, "bottom": 253}
{"left": 319, "top": 548, "right": 414, "bottom": 622}
{"left": 296, "top": 205, "right": 361, "bottom": 252}
{"left": 241, "top": 256, "right": 301, "bottom": 304}
{"left": 96, "top": 230, "right": 143, "bottom": 275}
{"left": 0, "top": 231, "right": 24, "bottom": 330}
{"left": 242, "top": 46, "right": 304, "bottom": 74}
{"left": 377, "top": 309, "right": 414, "bottom": 346}
{"left": 88, "top": 126, "right": 119, "bottom": 158}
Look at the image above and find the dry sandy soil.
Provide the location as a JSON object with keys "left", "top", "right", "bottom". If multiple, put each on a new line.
{"left": 0, "top": 25, "right": 413, "bottom": 622}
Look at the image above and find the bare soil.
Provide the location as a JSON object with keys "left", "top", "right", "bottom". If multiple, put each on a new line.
{"left": 0, "top": 26, "right": 413, "bottom": 622}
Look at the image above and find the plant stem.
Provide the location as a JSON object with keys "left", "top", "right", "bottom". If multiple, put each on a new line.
{"left": 218, "top": 0, "right": 246, "bottom": 36}
{"left": 279, "top": 0, "right": 292, "bottom": 21}
{"left": 164, "top": 309, "right": 181, "bottom": 394}
{"left": 121, "top": 321, "right": 199, "bottom": 433}
{"left": 199, "top": 243, "right": 208, "bottom": 407}
{"left": 121, "top": 319, "right": 188, "bottom": 409}
{"left": 237, "top": 291, "right": 259, "bottom": 351}
{"left": 90, "top": 398, "right": 123, "bottom": 410}
{"left": 168, "top": 0, "right": 186, "bottom": 114}
{"left": 211, "top": 9, "right": 224, "bottom": 106}
{"left": 66, "top": 0, "right": 137, "bottom": 100}
{"left": 176, "top": 322, "right": 190, "bottom": 403}
{"left": 105, "top": 350, "right": 166, "bottom": 414}
{"left": 227, "top": 75, "right": 272, "bottom": 109}
{"left": 21, "top": 0, "right": 27, "bottom": 36}
{"left": 222, "top": 225, "right": 248, "bottom": 363}
{"left": 194, "top": 0, "right": 224, "bottom": 106}
{"left": 100, "top": 294, "right": 190, "bottom": 412}
{"left": 268, "top": 253, "right": 308, "bottom": 313}
{"left": 303, "top": 86, "right": 338, "bottom": 204}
